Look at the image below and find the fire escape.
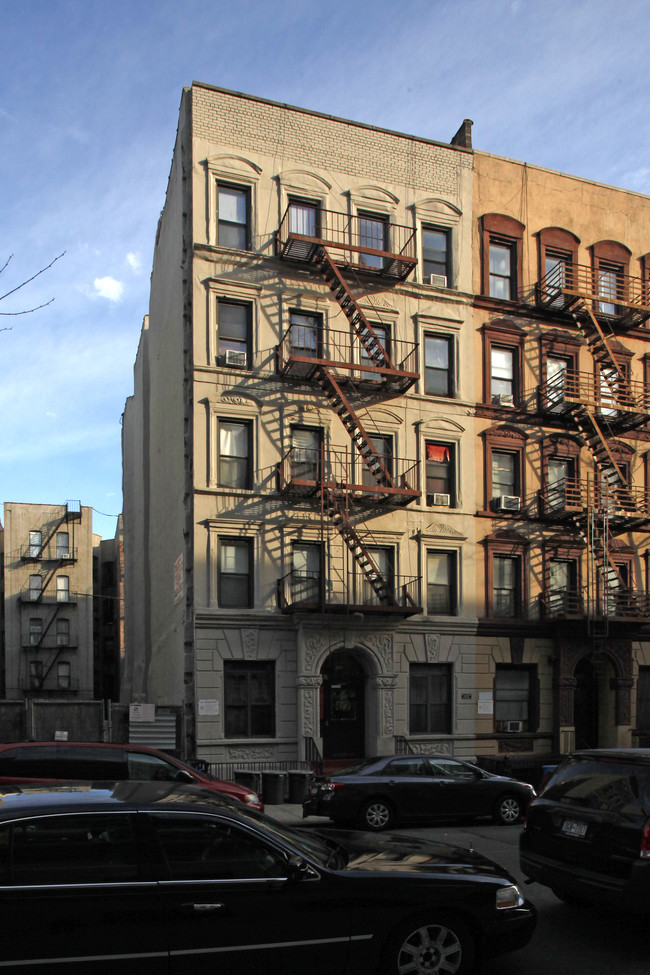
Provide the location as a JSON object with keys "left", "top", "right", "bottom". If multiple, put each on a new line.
{"left": 536, "top": 264, "right": 650, "bottom": 628}
{"left": 275, "top": 207, "right": 422, "bottom": 615}
{"left": 19, "top": 501, "right": 81, "bottom": 690}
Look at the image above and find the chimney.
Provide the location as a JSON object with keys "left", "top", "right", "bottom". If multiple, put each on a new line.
{"left": 451, "top": 119, "right": 473, "bottom": 149}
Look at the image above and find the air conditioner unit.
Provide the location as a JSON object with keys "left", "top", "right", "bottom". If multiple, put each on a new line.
{"left": 432, "top": 493, "right": 451, "bottom": 506}
{"left": 429, "top": 273, "right": 447, "bottom": 288}
{"left": 494, "top": 393, "right": 514, "bottom": 407}
{"left": 506, "top": 720, "right": 523, "bottom": 733}
{"left": 497, "top": 495, "right": 521, "bottom": 512}
{"left": 225, "top": 349, "right": 247, "bottom": 367}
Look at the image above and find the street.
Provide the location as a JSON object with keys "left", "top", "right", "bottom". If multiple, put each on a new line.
{"left": 399, "top": 822, "right": 650, "bottom": 975}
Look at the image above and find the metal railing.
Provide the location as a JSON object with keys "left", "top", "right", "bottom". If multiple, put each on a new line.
{"left": 276, "top": 323, "right": 418, "bottom": 381}
{"left": 535, "top": 262, "right": 650, "bottom": 314}
{"left": 276, "top": 445, "right": 420, "bottom": 502}
{"left": 277, "top": 570, "right": 421, "bottom": 614}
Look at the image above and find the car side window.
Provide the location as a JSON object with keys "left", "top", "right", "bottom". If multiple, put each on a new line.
{"left": 431, "top": 760, "right": 477, "bottom": 780}
{"left": 382, "top": 758, "right": 428, "bottom": 777}
{"left": 154, "top": 815, "right": 288, "bottom": 881}
{"left": 7, "top": 813, "right": 141, "bottom": 885}
{"left": 127, "top": 751, "right": 189, "bottom": 782}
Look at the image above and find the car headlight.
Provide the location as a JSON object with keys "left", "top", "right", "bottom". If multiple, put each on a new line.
{"left": 242, "top": 793, "right": 261, "bottom": 805}
{"left": 496, "top": 885, "right": 524, "bottom": 910}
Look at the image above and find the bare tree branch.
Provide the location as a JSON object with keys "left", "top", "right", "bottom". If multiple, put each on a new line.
{"left": 0, "top": 251, "right": 65, "bottom": 314}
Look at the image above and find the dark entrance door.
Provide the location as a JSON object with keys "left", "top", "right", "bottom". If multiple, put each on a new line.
{"left": 573, "top": 658, "right": 599, "bottom": 749}
{"left": 320, "top": 652, "right": 365, "bottom": 760}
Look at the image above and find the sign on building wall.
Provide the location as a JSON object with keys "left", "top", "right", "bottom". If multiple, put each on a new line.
{"left": 130, "top": 703, "right": 156, "bottom": 723}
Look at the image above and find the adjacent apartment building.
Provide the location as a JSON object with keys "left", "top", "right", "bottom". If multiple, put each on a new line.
{"left": 123, "top": 82, "right": 650, "bottom": 773}
{"left": 1, "top": 502, "right": 95, "bottom": 699}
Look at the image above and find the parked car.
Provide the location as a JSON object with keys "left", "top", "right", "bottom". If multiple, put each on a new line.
{"left": 0, "top": 740, "right": 263, "bottom": 810}
{"left": 0, "top": 782, "right": 536, "bottom": 973}
{"left": 303, "top": 755, "right": 536, "bottom": 830}
{"left": 520, "top": 748, "right": 650, "bottom": 911}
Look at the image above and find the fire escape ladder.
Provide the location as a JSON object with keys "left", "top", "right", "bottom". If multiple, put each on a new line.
{"left": 314, "top": 365, "right": 395, "bottom": 488}
{"left": 570, "top": 405, "right": 629, "bottom": 497}
{"left": 322, "top": 487, "right": 397, "bottom": 605}
{"left": 572, "top": 302, "right": 636, "bottom": 409}
{"left": 312, "top": 246, "right": 395, "bottom": 371}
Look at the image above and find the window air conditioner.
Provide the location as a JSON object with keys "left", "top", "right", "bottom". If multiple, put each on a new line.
{"left": 429, "top": 273, "right": 447, "bottom": 288}
{"left": 506, "top": 720, "right": 523, "bottom": 733}
{"left": 497, "top": 495, "right": 521, "bottom": 512}
{"left": 494, "top": 393, "right": 514, "bottom": 407}
{"left": 432, "top": 493, "right": 451, "bottom": 506}
{"left": 225, "top": 349, "right": 247, "bottom": 367}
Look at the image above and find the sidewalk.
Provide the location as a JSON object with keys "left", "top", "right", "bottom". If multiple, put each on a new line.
{"left": 262, "top": 802, "right": 330, "bottom": 827}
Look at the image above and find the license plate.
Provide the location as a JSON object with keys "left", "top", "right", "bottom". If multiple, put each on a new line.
{"left": 562, "top": 818, "right": 588, "bottom": 838}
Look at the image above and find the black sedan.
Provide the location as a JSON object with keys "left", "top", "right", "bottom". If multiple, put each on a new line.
{"left": 303, "top": 755, "right": 536, "bottom": 830}
{"left": 0, "top": 781, "right": 535, "bottom": 974}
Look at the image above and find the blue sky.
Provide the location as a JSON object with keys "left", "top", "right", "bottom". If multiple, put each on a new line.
{"left": 2, "top": 0, "right": 649, "bottom": 540}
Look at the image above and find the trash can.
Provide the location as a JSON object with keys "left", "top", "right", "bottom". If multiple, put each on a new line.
{"left": 261, "top": 770, "right": 287, "bottom": 805}
{"left": 288, "top": 770, "right": 312, "bottom": 804}
{"left": 233, "top": 769, "right": 262, "bottom": 795}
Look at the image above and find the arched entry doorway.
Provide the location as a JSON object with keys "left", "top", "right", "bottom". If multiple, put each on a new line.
{"left": 320, "top": 651, "right": 365, "bottom": 759}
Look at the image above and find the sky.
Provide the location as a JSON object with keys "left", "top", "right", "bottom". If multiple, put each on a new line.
{"left": 2, "top": 0, "right": 649, "bottom": 541}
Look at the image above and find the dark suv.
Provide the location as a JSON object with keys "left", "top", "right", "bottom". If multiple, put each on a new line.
{"left": 520, "top": 749, "right": 650, "bottom": 911}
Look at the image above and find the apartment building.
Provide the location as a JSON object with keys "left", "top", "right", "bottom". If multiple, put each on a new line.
{"left": 122, "top": 83, "right": 479, "bottom": 766}
{"left": 1, "top": 502, "right": 95, "bottom": 698}
{"left": 472, "top": 152, "right": 650, "bottom": 762}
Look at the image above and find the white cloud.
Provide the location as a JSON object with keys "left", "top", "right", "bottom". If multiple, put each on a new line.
{"left": 126, "top": 252, "right": 142, "bottom": 272}
{"left": 93, "top": 276, "right": 124, "bottom": 301}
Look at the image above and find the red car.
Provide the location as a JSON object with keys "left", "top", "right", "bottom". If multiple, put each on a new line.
{"left": 0, "top": 740, "right": 263, "bottom": 810}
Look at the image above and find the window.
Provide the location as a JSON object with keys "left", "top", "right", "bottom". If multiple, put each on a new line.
{"left": 409, "top": 664, "right": 452, "bottom": 734}
{"left": 57, "top": 662, "right": 71, "bottom": 690}
{"left": 637, "top": 668, "right": 650, "bottom": 732}
{"left": 28, "top": 531, "right": 42, "bottom": 558}
{"left": 217, "top": 300, "right": 251, "bottom": 367}
{"left": 495, "top": 666, "right": 535, "bottom": 732}
{"left": 537, "top": 228, "right": 579, "bottom": 300}
{"left": 289, "top": 310, "right": 321, "bottom": 359}
{"left": 492, "top": 556, "right": 520, "bottom": 617}
{"left": 362, "top": 434, "right": 392, "bottom": 488}
{"left": 491, "top": 451, "right": 518, "bottom": 499}
{"left": 545, "top": 356, "right": 569, "bottom": 411}
{"left": 218, "top": 419, "right": 251, "bottom": 489}
{"left": 29, "top": 618, "right": 42, "bottom": 646}
{"left": 56, "top": 618, "right": 70, "bottom": 646}
{"left": 358, "top": 212, "right": 387, "bottom": 269}
{"left": 29, "top": 575, "right": 42, "bottom": 601}
{"left": 56, "top": 576, "right": 69, "bottom": 603}
{"left": 424, "top": 335, "right": 453, "bottom": 397}
{"left": 217, "top": 183, "right": 249, "bottom": 249}
{"left": 291, "top": 426, "right": 321, "bottom": 482}
{"left": 547, "top": 457, "right": 575, "bottom": 510}
{"left": 426, "top": 442, "right": 455, "bottom": 506}
{"left": 427, "top": 551, "right": 457, "bottom": 615}
{"left": 154, "top": 815, "right": 286, "bottom": 881}
{"left": 481, "top": 214, "right": 523, "bottom": 300}
{"left": 360, "top": 322, "right": 389, "bottom": 380}
{"left": 288, "top": 198, "right": 319, "bottom": 237}
{"left": 56, "top": 532, "right": 70, "bottom": 559}
{"left": 422, "top": 226, "right": 449, "bottom": 283}
{"left": 29, "top": 660, "right": 43, "bottom": 689}
{"left": 224, "top": 661, "right": 275, "bottom": 738}
{"left": 491, "top": 347, "right": 515, "bottom": 405}
{"left": 597, "top": 262, "right": 623, "bottom": 316}
{"left": 548, "top": 559, "right": 579, "bottom": 615}
{"left": 291, "top": 543, "right": 322, "bottom": 605}
{"left": 218, "top": 538, "right": 252, "bottom": 608}
{"left": 361, "top": 547, "right": 394, "bottom": 605}
{"left": 489, "top": 240, "right": 515, "bottom": 299}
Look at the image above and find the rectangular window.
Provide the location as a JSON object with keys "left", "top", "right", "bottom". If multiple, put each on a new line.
{"left": 291, "top": 426, "right": 321, "bottom": 482}
{"left": 491, "top": 347, "right": 515, "bottom": 404}
{"left": 29, "top": 618, "right": 43, "bottom": 646}
{"left": 598, "top": 262, "right": 623, "bottom": 315}
{"left": 548, "top": 559, "right": 579, "bottom": 615}
{"left": 427, "top": 551, "right": 457, "bottom": 615}
{"left": 291, "top": 543, "right": 322, "bottom": 605}
{"left": 546, "top": 356, "right": 569, "bottom": 411}
{"left": 360, "top": 322, "right": 389, "bottom": 380}
{"left": 361, "top": 547, "right": 394, "bottom": 605}
{"left": 362, "top": 434, "right": 393, "bottom": 488}
{"left": 358, "top": 212, "right": 387, "bottom": 269}
{"left": 424, "top": 335, "right": 453, "bottom": 397}
{"left": 28, "top": 531, "right": 42, "bottom": 558}
{"left": 495, "top": 666, "right": 532, "bottom": 732}
{"left": 426, "top": 442, "right": 454, "bottom": 506}
{"left": 56, "top": 532, "right": 70, "bottom": 559}
{"left": 409, "top": 664, "right": 452, "bottom": 734}
{"left": 545, "top": 249, "right": 572, "bottom": 304}
{"left": 29, "top": 660, "right": 43, "bottom": 689}
{"left": 289, "top": 310, "right": 321, "bottom": 359}
{"left": 491, "top": 451, "right": 517, "bottom": 499}
{"left": 547, "top": 457, "right": 575, "bottom": 510}
{"left": 218, "top": 420, "right": 251, "bottom": 489}
{"left": 288, "top": 199, "right": 319, "bottom": 237}
{"left": 224, "top": 661, "right": 275, "bottom": 738}
{"left": 218, "top": 538, "right": 252, "bottom": 608}
{"left": 57, "top": 662, "right": 71, "bottom": 690}
{"left": 56, "top": 576, "right": 69, "bottom": 602}
{"left": 217, "top": 300, "right": 250, "bottom": 367}
{"left": 489, "top": 239, "right": 515, "bottom": 299}
{"left": 29, "top": 575, "right": 42, "bottom": 601}
{"left": 493, "top": 556, "right": 520, "bottom": 617}
{"left": 56, "top": 618, "right": 70, "bottom": 646}
{"left": 217, "top": 184, "right": 249, "bottom": 250}
{"left": 422, "top": 227, "right": 449, "bottom": 283}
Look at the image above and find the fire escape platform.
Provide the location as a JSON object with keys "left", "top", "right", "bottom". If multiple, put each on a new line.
{"left": 535, "top": 263, "right": 650, "bottom": 327}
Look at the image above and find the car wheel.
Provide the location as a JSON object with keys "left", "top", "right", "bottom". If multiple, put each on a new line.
{"left": 360, "top": 798, "right": 394, "bottom": 831}
{"left": 382, "top": 914, "right": 474, "bottom": 975}
{"left": 492, "top": 794, "right": 521, "bottom": 824}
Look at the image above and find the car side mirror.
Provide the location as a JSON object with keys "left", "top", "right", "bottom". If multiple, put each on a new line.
{"left": 287, "top": 855, "right": 313, "bottom": 883}
{"left": 175, "top": 769, "right": 195, "bottom": 783}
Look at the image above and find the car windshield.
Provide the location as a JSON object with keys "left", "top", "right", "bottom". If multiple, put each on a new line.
{"left": 543, "top": 757, "right": 650, "bottom": 816}
{"left": 235, "top": 806, "right": 347, "bottom": 867}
